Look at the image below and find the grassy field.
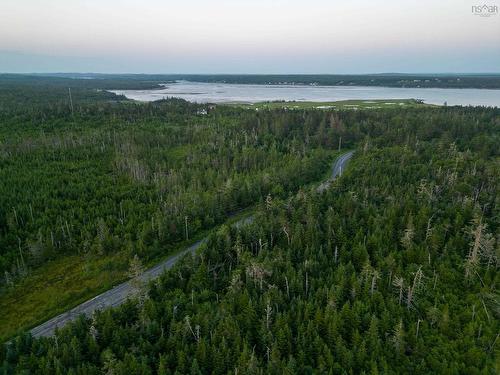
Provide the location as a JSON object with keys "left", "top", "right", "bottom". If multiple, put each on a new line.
{"left": 232, "top": 98, "right": 434, "bottom": 110}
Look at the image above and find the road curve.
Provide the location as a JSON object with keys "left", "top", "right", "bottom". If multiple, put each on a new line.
{"left": 29, "top": 151, "right": 354, "bottom": 338}
{"left": 317, "top": 150, "right": 354, "bottom": 192}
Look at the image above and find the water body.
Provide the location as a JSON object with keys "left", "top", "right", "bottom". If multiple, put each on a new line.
{"left": 111, "top": 81, "right": 500, "bottom": 107}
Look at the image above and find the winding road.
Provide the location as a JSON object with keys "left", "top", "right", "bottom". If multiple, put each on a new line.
{"left": 29, "top": 151, "right": 354, "bottom": 338}
{"left": 317, "top": 150, "right": 354, "bottom": 192}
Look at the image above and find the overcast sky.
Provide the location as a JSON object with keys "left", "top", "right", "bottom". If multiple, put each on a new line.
{"left": 1, "top": 0, "right": 499, "bottom": 74}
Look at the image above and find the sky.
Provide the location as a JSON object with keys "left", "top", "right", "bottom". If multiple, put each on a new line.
{"left": 0, "top": 0, "right": 499, "bottom": 74}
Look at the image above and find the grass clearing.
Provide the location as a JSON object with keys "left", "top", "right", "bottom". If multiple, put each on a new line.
{"left": 0, "top": 252, "right": 126, "bottom": 341}
{"left": 231, "top": 98, "right": 434, "bottom": 110}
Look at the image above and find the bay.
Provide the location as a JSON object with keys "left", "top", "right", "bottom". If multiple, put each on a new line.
{"left": 111, "top": 81, "right": 500, "bottom": 107}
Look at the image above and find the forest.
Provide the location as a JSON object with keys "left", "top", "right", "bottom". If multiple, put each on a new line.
{"left": 0, "top": 77, "right": 499, "bottom": 373}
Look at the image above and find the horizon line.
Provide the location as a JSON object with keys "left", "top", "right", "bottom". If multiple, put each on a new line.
{"left": 3, "top": 72, "right": 500, "bottom": 76}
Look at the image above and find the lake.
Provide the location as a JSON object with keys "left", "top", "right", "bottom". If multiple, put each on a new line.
{"left": 111, "top": 81, "right": 500, "bottom": 107}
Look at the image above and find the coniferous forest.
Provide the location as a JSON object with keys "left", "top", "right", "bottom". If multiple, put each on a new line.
{"left": 0, "top": 77, "right": 499, "bottom": 374}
